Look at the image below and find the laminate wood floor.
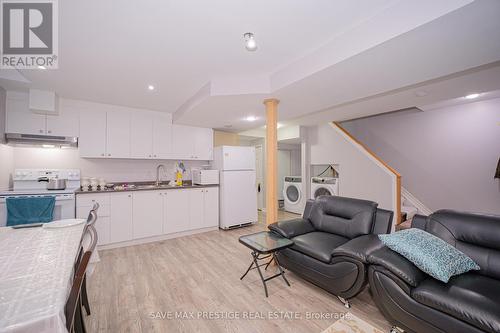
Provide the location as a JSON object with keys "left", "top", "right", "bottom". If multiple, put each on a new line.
{"left": 85, "top": 211, "right": 391, "bottom": 333}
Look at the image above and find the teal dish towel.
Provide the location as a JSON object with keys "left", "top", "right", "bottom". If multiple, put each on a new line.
{"left": 6, "top": 196, "right": 56, "bottom": 226}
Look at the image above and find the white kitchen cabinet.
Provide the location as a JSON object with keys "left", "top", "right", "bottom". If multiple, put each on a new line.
{"left": 152, "top": 113, "right": 172, "bottom": 159}
{"left": 6, "top": 91, "right": 78, "bottom": 137}
{"left": 46, "top": 107, "right": 79, "bottom": 137}
{"left": 163, "top": 189, "right": 190, "bottom": 234}
{"left": 6, "top": 91, "right": 46, "bottom": 135}
{"left": 188, "top": 188, "right": 205, "bottom": 230}
{"left": 130, "top": 112, "right": 153, "bottom": 158}
{"left": 172, "top": 124, "right": 213, "bottom": 160}
{"left": 194, "top": 127, "right": 214, "bottom": 160}
{"left": 203, "top": 187, "right": 219, "bottom": 228}
{"left": 172, "top": 124, "right": 193, "bottom": 159}
{"left": 106, "top": 111, "right": 131, "bottom": 158}
{"left": 109, "top": 193, "right": 133, "bottom": 243}
{"left": 79, "top": 109, "right": 107, "bottom": 158}
{"left": 133, "top": 191, "right": 163, "bottom": 239}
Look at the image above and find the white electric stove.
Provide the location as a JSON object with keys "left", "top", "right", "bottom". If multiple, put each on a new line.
{"left": 0, "top": 169, "right": 81, "bottom": 227}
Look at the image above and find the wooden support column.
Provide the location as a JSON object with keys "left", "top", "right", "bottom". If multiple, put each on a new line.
{"left": 264, "top": 98, "right": 279, "bottom": 225}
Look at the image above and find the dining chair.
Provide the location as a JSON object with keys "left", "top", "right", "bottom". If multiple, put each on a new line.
{"left": 76, "top": 204, "right": 99, "bottom": 316}
{"left": 66, "top": 226, "right": 97, "bottom": 333}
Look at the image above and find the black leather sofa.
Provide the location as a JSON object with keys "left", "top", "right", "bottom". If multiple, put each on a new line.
{"left": 368, "top": 210, "right": 500, "bottom": 333}
{"left": 268, "top": 195, "right": 393, "bottom": 307}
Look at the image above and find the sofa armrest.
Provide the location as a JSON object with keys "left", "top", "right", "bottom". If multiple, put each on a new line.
{"left": 332, "top": 235, "right": 385, "bottom": 263}
{"left": 268, "top": 218, "right": 315, "bottom": 239}
{"left": 367, "top": 247, "right": 426, "bottom": 287}
{"left": 411, "top": 214, "right": 428, "bottom": 230}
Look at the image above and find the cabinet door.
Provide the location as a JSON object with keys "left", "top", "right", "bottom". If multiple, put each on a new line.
{"left": 194, "top": 127, "right": 214, "bottom": 160}
{"left": 163, "top": 189, "right": 189, "bottom": 234}
{"left": 109, "top": 193, "right": 133, "bottom": 243}
{"left": 132, "top": 191, "right": 163, "bottom": 239}
{"left": 130, "top": 112, "right": 153, "bottom": 159}
{"left": 152, "top": 113, "right": 172, "bottom": 159}
{"left": 46, "top": 106, "right": 79, "bottom": 137}
{"left": 106, "top": 111, "right": 131, "bottom": 158}
{"left": 6, "top": 91, "right": 46, "bottom": 135}
{"left": 203, "top": 187, "right": 219, "bottom": 228}
{"left": 79, "top": 109, "right": 107, "bottom": 158}
{"left": 94, "top": 216, "right": 111, "bottom": 245}
{"left": 171, "top": 124, "right": 194, "bottom": 159}
{"left": 188, "top": 188, "right": 205, "bottom": 230}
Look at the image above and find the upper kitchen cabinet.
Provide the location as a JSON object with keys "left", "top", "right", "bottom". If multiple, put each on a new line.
{"left": 106, "top": 111, "right": 131, "bottom": 158}
{"left": 152, "top": 112, "right": 172, "bottom": 159}
{"left": 172, "top": 124, "right": 213, "bottom": 160}
{"left": 130, "top": 111, "right": 172, "bottom": 159}
{"left": 5, "top": 91, "right": 78, "bottom": 137}
{"left": 79, "top": 109, "right": 107, "bottom": 158}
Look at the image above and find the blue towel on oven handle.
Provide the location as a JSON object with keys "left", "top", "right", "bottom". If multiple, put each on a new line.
{"left": 6, "top": 196, "right": 56, "bottom": 226}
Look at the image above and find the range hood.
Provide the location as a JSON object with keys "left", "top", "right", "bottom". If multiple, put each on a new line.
{"left": 5, "top": 133, "right": 78, "bottom": 147}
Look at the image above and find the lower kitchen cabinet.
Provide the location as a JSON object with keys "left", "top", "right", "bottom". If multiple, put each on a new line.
{"left": 203, "top": 187, "right": 219, "bottom": 228}
{"left": 163, "top": 189, "right": 189, "bottom": 234}
{"left": 188, "top": 188, "right": 205, "bottom": 230}
{"left": 76, "top": 186, "right": 219, "bottom": 247}
{"left": 132, "top": 191, "right": 163, "bottom": 239}
{"left": 109, "top": 193, "right": 133, "bottom": 243}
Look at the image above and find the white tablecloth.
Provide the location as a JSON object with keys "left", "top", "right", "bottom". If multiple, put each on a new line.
{"left": 0, "top": 221, "right": 86, "bottom": 333}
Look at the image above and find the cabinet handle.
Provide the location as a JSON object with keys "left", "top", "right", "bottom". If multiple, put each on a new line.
{"left": 101, "top": 153, "right": 105, "bottom": 156}
{"left": 48, "top": 130, "right": 52, "bottom": 134}
{"left": 39, "top": 129, "right": 43, "bottom": 133}
{"left": 108, "top": 154, "right": 111, "bottom": 157}
{"left": 128, "top": 195, "right": 131, "bottom": 198}
{"left": 154, "top": 155, "right": 157, "bottom": 157}
{"left": 149, "top": 155, "right": 152, "bottom": 157}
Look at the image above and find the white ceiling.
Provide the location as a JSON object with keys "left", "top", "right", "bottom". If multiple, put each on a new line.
{"left": 2, "top": 0, "right": 500, "bottom": 132}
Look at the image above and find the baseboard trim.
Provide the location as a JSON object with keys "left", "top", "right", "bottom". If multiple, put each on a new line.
{"left": 97, "top": 226, "right": 219, "bottom": 250}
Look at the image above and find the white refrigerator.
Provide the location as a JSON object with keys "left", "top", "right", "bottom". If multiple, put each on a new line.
{"left": 212, "top": 146, "right": 258, "bottom": 229}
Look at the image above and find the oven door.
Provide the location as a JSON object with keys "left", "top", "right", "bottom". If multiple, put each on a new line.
{"left": 0, "top": 193, "right": 75, "bottom": 227}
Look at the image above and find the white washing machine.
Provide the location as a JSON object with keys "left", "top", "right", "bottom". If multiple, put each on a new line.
{"left": 310, "top": 177, "right": 339, "bottom": 199}
{"left": 283, "top": 176, "right": 303, "bottom": 214}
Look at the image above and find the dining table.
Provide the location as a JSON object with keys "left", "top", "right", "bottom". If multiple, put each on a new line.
{"left": 0, "top": 220, "right": 87, "bottom": 333}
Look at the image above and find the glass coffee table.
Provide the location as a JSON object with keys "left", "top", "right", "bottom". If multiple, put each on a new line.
{"left": 239, "top": 231, "right": 294, "bottom": 297}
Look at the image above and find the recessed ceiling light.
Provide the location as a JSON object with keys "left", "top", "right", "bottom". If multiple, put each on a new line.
{"left": 245, "top": 116, "right": 257, "bottom": 122}
{"left": 37, "top": 65, "right": 46, "bottom": 70}
{"left": 465, "top": 93, "right": 480, "bottom": 99}
{"left": 147, "top": 85, "right": 155, "bottom": 91}
{"left": 243, "top": 32, "right": 257, "bottom": 52}
{"left": 42, "top": 144, "right": 55, "bottom": 148}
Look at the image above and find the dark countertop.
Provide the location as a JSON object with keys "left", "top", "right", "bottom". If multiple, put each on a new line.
{"left": 75, "top": 181, "right": 218, "bottom": 195}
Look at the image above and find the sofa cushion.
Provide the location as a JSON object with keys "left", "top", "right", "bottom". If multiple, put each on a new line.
{"left": 309, "top": 196, "right": 378, "bottom": 239}
{"left": 291, "top": 232, "right": 349, "bottom": 263}
{"left": 412, "top": 273, "right": 500, "bottom": 333}
{"left": 379, "top": 228, "right": 480, "bottom": 283}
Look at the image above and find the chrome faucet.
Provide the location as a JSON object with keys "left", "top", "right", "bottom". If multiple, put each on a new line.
{"left": 156, "top": 164, "right": 166, "bottom": 186}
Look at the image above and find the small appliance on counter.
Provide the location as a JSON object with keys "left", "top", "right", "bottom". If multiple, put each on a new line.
{"left": 192, "top": 169, "right": 219, "bottom": 185}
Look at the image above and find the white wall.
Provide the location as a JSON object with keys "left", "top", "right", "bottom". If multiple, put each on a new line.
{"left": 11, "top": 147, "right": 206, "bottom": 183}
{"left": 308, "top": 123, "right": 397, "bottom": 219}
{"left": 342, "top": 97, "right": 500, "bottom": 215}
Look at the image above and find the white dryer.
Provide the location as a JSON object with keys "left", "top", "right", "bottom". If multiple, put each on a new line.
{"left": 310, "top": 177, "right": 339, "bottom": 199}
{"left": 283, "top": 176, "right": 303, "bottom": 214}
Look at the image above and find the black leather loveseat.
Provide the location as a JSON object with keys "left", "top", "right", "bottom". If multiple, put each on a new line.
{"left": 368, "top": 210, "right": 500, "bottom": 333}
{"left": 269, "top": 195, "right": 393, "bottom": 307}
